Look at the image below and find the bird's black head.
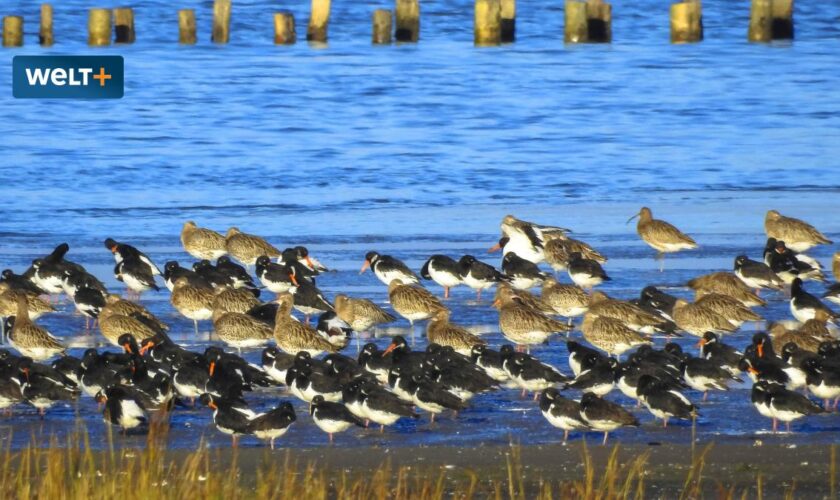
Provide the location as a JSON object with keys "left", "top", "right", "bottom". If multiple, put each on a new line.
{"left": 364, "top": 251, "right": 380, "bottom": 264}
{"left": 256, "top": 255, "right": 271, "bottom": 268}
{"left": 217, "top": 256, "right": 231, "bottom": 265}
{"left": 295, "top": 246, "right": 309, "bottom": 258}
{"left": 279, "top": 401, "right": 296, "bottom": 420}
{"left": 32, "top": 258, "right": 44, "bottom": 269}
{"left": 499, "top": 345, "right": 515, "bottom": 359}
{"left": 734, "top": 255, "right": 748, "bottom": 267}
{"left": 663, "top": 343, "right": 683, "bottom": 357}
{"left": 458, "top": 255, "right": 476, "bottom": 266}
{"left": 104, "top": 238, "right": 118, "bottom": 250}
{"left": 791, "top": 277, "right": 804, "bottom": 292}
{"left": 701, "top": 331, "right": 719, "bottom": 344}
{"left": 262, "top": 346, "right": 280, "bottom": 362}
{"left": 774, "top": 240, "right": 787, "bottom": 252}
{"left": 568, "top": 252, "right": 582, "bottom": 261}
{"left": 199, "top": 393, "right": 215, "bottom": 408}
{"left": 781, "top": 342, "right": 799, "bottom": 359}
{"left": 1, "top": 269, "right": 12, "bottom": 279}
{"left": 117, "top": 333, "right": 138, "bottom": 354}
{"left": 164, "top": 261, "right": 180, "bottom": 272}
{"left": 640, "top": 286, "right": 660, "bottom": 300}
{"left": 579, "top": 392, "right": 598, "bottom": 406}
{"left": 203, "top": 346, "right": 224, "bottom": 363}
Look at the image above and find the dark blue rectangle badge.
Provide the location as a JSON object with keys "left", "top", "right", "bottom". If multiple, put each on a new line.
{"left": 13, "top": 55, "right": 123, "bottom": 99}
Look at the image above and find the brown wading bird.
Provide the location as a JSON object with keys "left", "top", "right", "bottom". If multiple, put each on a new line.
{"left": 225, "top": 227, "right": 281, "bottom": 268}
{"left": 587, "top": 291, "right": 668, "bottom": 334}
{"left": 212, "top": 308, "right": 273, "bottom": 353}
{"left": 628, "top": 207, "right": 697, "bottom": 272}
{"left": 764, "top": 210, "right": 832, "bottom": 253}
{"left": 833, "top": 252, "right": 840, "bottom": 282}
{"left": 540, "top": 278, "right": 588, "bottom": 325}
{"left": 493, "top": 286, "right": 571, "bottom": 353}
{"left": 273, "top": 293, "right": 336, "bottom": 356}
{"left": 494, "top": 283, "right": 554, "bottom": 316}
{"left": 180, "top": 221, "right": 228, "bottom": 260}
{"left": 98, "top": 307, "right": 158, "bottom": 346}
{"left": 102, "top": 294, "right": 168, "bottom": 332}
{"left": 170, "top": 277, "right": 215, "bottom": 335}
{"left": 0, "top": 283, "right": 55, "bottom": 342}
{"left": 333, "top": 294, "right": 396, "bottom": 332}
{"left": 426, "top": 309, "right": 485, "bottom": 355}
{"left": 672, "top": 299, "right": 738, "bottom": 337}
{"left": 211, "top": 286, "right": 260, "bottom": 315}
{"left": 387, "top": 279, "right": 447, "bottom": 329}
{"left": 688, "top": 272, "right": 766, "bottom": 307}
{"left": 580, "top": 312, "right": 651, "bottom": 359}
{"left": 694, "top": 291, "right": 763, "bottom": 329}
{"left": 8, "top": 296, "right": 65, "bottom": 360}
{"left": 544, "top": 235, "right": 607, "bottom": 274}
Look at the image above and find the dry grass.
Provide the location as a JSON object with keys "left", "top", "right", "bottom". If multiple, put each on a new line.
{"left": 0, "top": 426, "right": 826, "bottom": 499}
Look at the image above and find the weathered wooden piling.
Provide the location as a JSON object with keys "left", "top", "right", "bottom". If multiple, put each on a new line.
{"left": 564, "top": 1, "right": 589, "bottom": 43}
{"left": 88, "top": 8, "right": 112, "bottom": 46}
{"left": 586, "top": 0, "right": 612, "bottom": 43}
{"left": 40, "top": 4, "right": 54, "bottom": 46}
{"left": 114, "top": 7, "right": 136, "bottom": 43}
{"left": 500, "top": 0, "right": 515, "bottom": 42}
{"left": 771, "top": 0, "right": 794, "bottom": 39}
{"left": 670, "top": 1, "right": 703, "bottom": 43}
{"left": 212, "top": 0, "right": 231, "bottom": 44}
{"left": 395, "top": 0, "right": 419, "bottom": 42}
{"left": 748, "top": 0, "right": 773, "bottom": 42}
{"left": 307, "top": 0, "right": 331, "bottom": 42}
{"left": 372, "top": 9, "right": 393, "bottom": 44}
{"left": 2, "top": 16, "right": 23, "bottom": 47}
{"left": 179, "top": 9, "right": 196, "bottom": 44}
{"left": 474, "top": 0, "right": 501, "bottom": 46}
{"left": 274, "top": 12, "right": 296, "bottom": 44}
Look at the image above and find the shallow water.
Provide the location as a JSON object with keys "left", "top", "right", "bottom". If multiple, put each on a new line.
{"left": 0, "top": 1, "right": 839, "bottom": 449}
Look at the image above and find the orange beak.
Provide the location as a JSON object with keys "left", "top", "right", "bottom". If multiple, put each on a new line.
{"left": 382, "top": 343, "right": 397, "bottom": 356}
{"left": 757, "top": 344, "right": 764, "bottom": 358}
{"left": 289, "top": 273, "right": 299, "bottom": 287}
{"left": 209, "top": 361, "right": 216, "bottom": 377}
{"left": 695, "top": 339, "right": 706, "bottom": 348}
{"left": 22, "top": 367, "right": 30, "bottom": 382}
{"left": 139, "top": 341, "right": 154, "bottom": 356}
{"left": 492, "top": 299, "right": 501, "bottom": 308}
{"left": 122, "top": 342, "right": 131, "bottom": 354}
{"left": 487, "top": 243, "right": 502, "bottom": 253}
{"left": 305, "top": 257, "right": 315, "bottom": 269}
{"left": 748, "top": 366, "right": 759, "bottom": 376}
{"left": 110, "top": 245, "right": 118, "bottom": 253}
{"left": 359, "top": 260, "right": 370, "bottom": 274}
{"left": 208, "top": 400, "right": 217, "bottom": 410}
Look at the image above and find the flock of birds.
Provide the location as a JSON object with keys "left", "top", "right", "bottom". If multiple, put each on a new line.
{"left": 1, "top": 209, "right": 840, "bottom": 447}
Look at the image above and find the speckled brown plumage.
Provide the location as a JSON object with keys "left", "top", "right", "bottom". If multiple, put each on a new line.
{"left": 688, "top": 272, "right": 766, "bottom": 307}
{"left": 694, "top": 291, "right": 762, "bottom": 327}
{"left": 273, "top": 293, "right": 336, "bottom": 355}
{"left": 672, "top": 299, "right": 737, "bottom": 337}
{"left": 387, "top": 280, "right": 447, "bottom": 325}
{"left": 181, "top": 221, "right": 227, "bottom": 260}
{"left": 833, "top": 252, "right": 840, "bottom": 282}
{"left": 212, "top": 287, "right": 260, "bottom": 315}
{"left": 495, "top": 283, "right": 555, "bottom": 315}
{"left": 426, "top": 309, "right": 485, "bottom": 355}
{"left": 580, "top": 313, "right": 650, "bottom": 357}
{"left": 765, "top": 210, "right": 832, "bottom": 253}
{"left": 334, "top": 294, "right": 395, "bottom": 332}
{"left": 540, "top": 278, "right": 589, "bottom": 319}
{"left": 0, "top": 283, "right": 54, "bottom": 320}
{"left": 769, "top": 322, "right": 824, "bottom": 353}
{"left": 98, "top": 308, "right": 159, "bottom": 346}
{"left": 588, "top": 291, "right": 666, "bottom": 333}
{"left": 494, "top": 286, "right": 571, "bottom": 347}
{"left": 634, "top": 207, "right": 697, "bottom": 253}
{"left": 544, "top": 236, "right": 606, "bottom": 271}
{"left": 213, "top": 309, "right": 273, "bottom": 349}
{"left": 102, "top": 294, "right": 168, "bottom": 331}
{"left": 8, "top": 296, "right": 65, "bottom": 360}
{"left": 225, "top": 227, "right": 281, "bottom": 266}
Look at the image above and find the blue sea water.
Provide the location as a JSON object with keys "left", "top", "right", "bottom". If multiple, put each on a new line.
{"left": 0, "top": 0, "right": 839, "bottom": 449}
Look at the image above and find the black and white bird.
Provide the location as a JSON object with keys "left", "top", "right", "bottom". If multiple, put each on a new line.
{"left": 679, "top": 356, "right": 741, "bottom": 401}
{"left": 566, "top": 341, "right": 608, "bottom": 377}
{"left": 501, "top": 252, "right": 549, "bottom": 290}
{"left": 309, "top": 394, "right": 365, "bottom": 442}
{"left": 458, "top": 255, "right": 509, "bottom": 301}
{"left": 752, "top": 380, "right": 822, "bottom": 433}
{"left": 261, "top": 346, "right": 296, "bottom": 384}
{"left": 105, "top": 238, "right": 160, "bottom": 275}
{"left": 791, "top": 278, "right": 837, "bottom": 323}
{"left": 734, "top": 255, "right": 783, "bottom": 293}
{"left": 95, "top": 385, "right": 148, "bottom": 432}
{"left": 470, "top": 344, "right": 511, "bottom": 383}
{"left": 698, "top": 332, "right": 742, "bottom": 376}
{"left": 567, "top": 252, "right": 610, "bottom": 290}
{"left": 360, "top": 251, "right": 419, "bottom": 286}
{"left": 578, "top": 392, "right": 639, "bottom": 445}
{"left": 293, "top": 280, "right": 334, "bottom": 323}
{"left": 247, "top": 401, "right": 296, "bottom": 449}
{"left": 216, "top": 256, "right": 260, "bottom": 293}
{"left": 636, "top": 375, "right": 697, "bottom": 427}
{"left": 407, "top": 374, "right": 468, "bottom": 423}
{"left": 163, "top": 261, "right": 211, "bottom": 291}
{"left": 802, "top": 357, "right": 840, "bottom": 411}
{"left": 565, "top": 356, "right": 615, "bottom": 397}
{"left": 420, "top": 255, "right": 462, "bottom": 299}
{"left": 764, "top": 238, "right": 824, "bottom": 284}
{"left": 200, "top": 393, "right": 255, "bottom": 447}
{"left": 72, "top": 284, "right": 106, "bottom": 330}
{"left": 539, "top": 388, "right": 588, "bottom": 443}
{"left": 256, "top": 256, "right": 298, "bottom": 294}
{"left": 115, "top": 258, "right": 159, "bottom": 297}
{"left": 501, "top": 346, "right": 568, "bottom": 399}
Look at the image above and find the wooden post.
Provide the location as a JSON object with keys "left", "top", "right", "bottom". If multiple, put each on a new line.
{"left": 771, "top": 0, "right": 793, "bottom": 39}
{"left": 179, "top": 9, "right": 196, "bottom": 44}
{"left": 274, "top": 12, "right": 296, "bottom": 44}
{"left": 212, "top": 0, "right": 231, "bottom": 44}
{"left": 395, "top": 0, "right": 419, "bottom": 42}
{"left": 748, "top": 0, "right": 772, "bottom": 42}
{"left": 474, "top": 0, "right": 501, "bottom": 46}
{"left": 2, "top": 16, "right": 23, "bottom": 47}
{"left": 114, "top": 7, "right": 136, "bottom": 43}
{"left": 564, "top": 1, "right": 588, "bottom": 43}
{"left": 88, "top": 8, "right": 112, "bottom": 46}
{"left": 307, "top": 0, "right": 330, "bottom": 42}
{"left": 586, "top": 0, "right": 611, "bottom": 43}
{"left": 372, "top": 9, "right": 393, "bottom": 44}
{"left": 670, "top": 1, "right": 702, "bottom": 43}
{"left": 40, "top": 4, "right": 54, "bottom": 46}
{"left": 500, "top": 0, "right": 515, "bottom": 43}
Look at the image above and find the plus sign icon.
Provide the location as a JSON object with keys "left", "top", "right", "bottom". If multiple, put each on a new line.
{"left": 12, "top": 56, "right": 123, "bottom": 99}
